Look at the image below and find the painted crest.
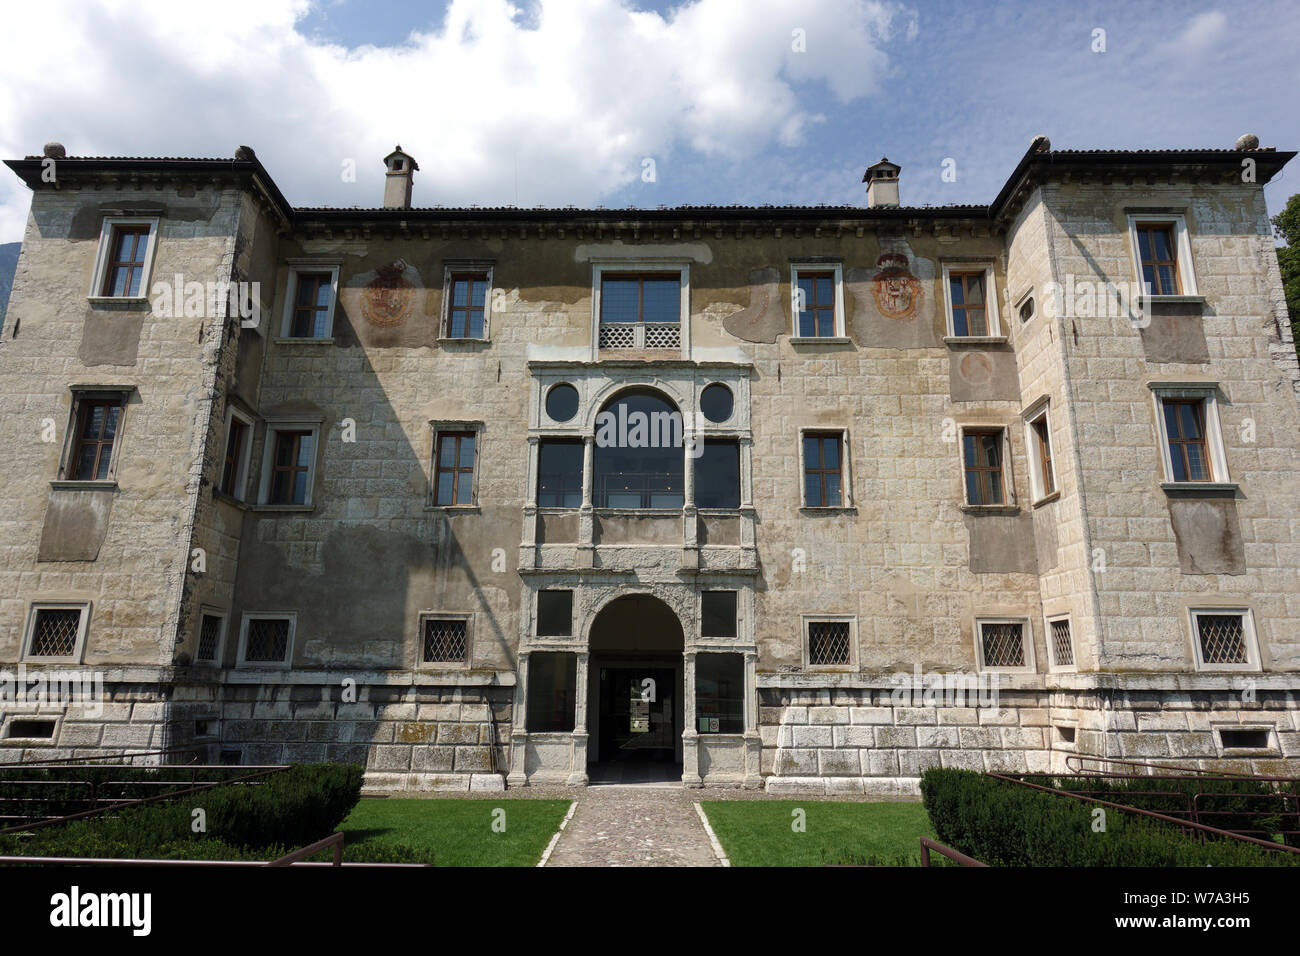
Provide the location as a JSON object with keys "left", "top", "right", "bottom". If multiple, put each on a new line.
{"left": 361, "top": 259, "right": 416, "bottom": 327}
{"left": 871, "top": 253, "right": 923, "bottom": 320}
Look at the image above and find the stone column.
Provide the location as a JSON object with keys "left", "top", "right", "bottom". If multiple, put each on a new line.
{"left": 568, "top": 651, "right": 590, "bottom": 785}
{"left": 743, "top": 650, "right": 762, "bottom": 789}
{"left": 520, "top": 436, "right": 539, "bottom": 570}
{"left": 681, "top": 427, "right": 699, "bottom": 569}
{"left": 577, "top": 435, "right": 595, "bottom": 568}
{"left": 681, "top": 650, "right": 702, "bottom": 787}
{"left": 507, "top": 651, "right": 530, "bottom": 787}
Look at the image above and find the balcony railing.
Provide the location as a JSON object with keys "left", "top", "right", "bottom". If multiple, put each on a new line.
{"left": 599, "top": 321, "right": 680, "bottom": 350}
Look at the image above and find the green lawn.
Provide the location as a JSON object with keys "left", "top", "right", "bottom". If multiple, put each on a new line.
{"left": 337, "top": 798, "right": 572, "bottom": 866}
{"left": 701, "top": 799, "right": 935, "bottom": 866}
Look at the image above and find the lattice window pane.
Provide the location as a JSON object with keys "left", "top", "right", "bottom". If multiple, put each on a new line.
{"left": 245, "top": 618, "right": 290, "bottom": 663}
{"left": 423, "top": 618, "right": 468, "bottom": 663}
{"left": 197, "top": 614, "right": 223, "bottom": 662}
{"left": 1198, "top": 615, "right": 1247, "bottom": 665}
{"left": 981, "top": 622, "right": 1025, "bottom": 668}
{"left": 599, "top": 324, "right": 636, "bottom": 349}
{"left": 30, "top": 609, "right": 81, "bottom": 657}
{"left": 643, "top": 323, "right": 680, "bottom": 349}
{"left": 1050, "top": 618, "right": 1074, "bottom": 667}
{"left": 808, "top": 621, "right": 851, "bottom": 665}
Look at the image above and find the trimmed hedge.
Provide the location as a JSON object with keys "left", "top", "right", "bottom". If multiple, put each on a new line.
{"left": 920, "top": 768, "right": 1300, "bottom": 867}
{"left": 0, "top": 763, "right": 363, "bottom": 860}
{"left": 0, "top": 766, "right": 236, "bottom": 821}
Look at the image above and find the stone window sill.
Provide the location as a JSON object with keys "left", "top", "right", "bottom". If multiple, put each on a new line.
{"left": 960, "top": 503, "right": 1019, "bottom": 515}
{"left": 424, "top": 504, "right": 481, "bottom": 513}
{"left": 943, "top": 335, "right": 1009, "bottom": 347}
{"left": 252, "top": 503, "right": 315, "bottom": 513}
{"left": 1144, "top": 294, "right": 1206, "bottom": 305}
{"left": 438, "top": 337, "right": 491, "bottom": 346}
{"left": 50, "top": 480, "right": 118, "bottom": 491}
{"left": 799, "top": 506, "right": 857, "bottom": 515}
{"left": 273, "top": 336, "right": 334, "bottom": 345}
{"left": 789, "top": 336, "right": 852, "bottom": 346}
{"left": 1032, "top": 491, "right": 1061, "bottom": 509}
{"left": 86, "top": 296, "right": 149, "bottom": 308}
{"left": 1160, "top": 481, "right": 1239, "bottom": 498}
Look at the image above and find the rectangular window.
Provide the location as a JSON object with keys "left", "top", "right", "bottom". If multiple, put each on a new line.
{"left": 948, "top": 271, "right": 988, "bottom": 336}
{"left": 527, "top": 652, "right": 577, "bottom": 732}
{"left": 100, "top": 224, "right": 152, "bottom": 297}
{"left": 1048, "top": 616, "right": 1074, "bottom": 669}
{"left": 795, "top": 271, "right": 836, "bottom": 337}
{"left": 7, "top": 719, "right": 56, "bottom": 740}
{"left": 433, "top": 430, "right": 477, "bottom": 506}
{"left": 695, "top": 653, "right": 744, "bottom": 734}
{"left": 1136, "top": 223, "right": 1181, "bottom": 296}
{"left": 421, "top": 617, "right": 469, "bottom": 664}
{"left": 1162, "top": 399, "right": 1210, "bottom": 482}
{"left": 220, "top": 412, "right": 251, "bottom": 499}
{"left": 976, "top": 619, "right": 1032, "bottom": 672}
{"left": 537, "top": 439, "right": 584, "bottom": 507}
{"left": 695, "top": 439, "right": 740, "bottom": 509}
{"left": 289, "top": 272, "right": 333, "bottom": 338}
{"left": 24, "top": 605, "right": 87, "bottom": 660}
{"left": 536, "top": 591, "right": 574, "bottom": 637}
{"left": 807, "top": 620, "right": 851, "bottom": 666}
{"left": 446, "top": 273, "right": 489, "bottom": 338}
{"left": 269, "top": 430, "right": 314, "bottom": 505}
{"left": 1029, "top": 412, "right": 1055, "bottom": 499}
{"left": 598, "top": 273, "right": 681, "bottom": 349}
{"left": 196, "top": 612, "right": 226, "bottom": 664}
{"left": 239, "top": 615, "right": 293, "bottom": 666}
{"left": 701, "top": 591, "right": 737, "bottom": 638}
{"left": 1193, "top": 612, "right": 1251, "bottom": 667}
{"left": 802, "top": 432, "right": 843, "bottom": 507}
{"left": 962, "top": 429, "right": 1005, "bottom": 506}
{"left": 70, "top": 399, "right": 123, "bottom": 481}
{"left": 1218, "top": 729, "right": 1271, "bottom": 751}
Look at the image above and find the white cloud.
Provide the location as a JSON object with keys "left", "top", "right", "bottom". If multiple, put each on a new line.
{"left": 0, "top": 0, "right": 909, "bottom": 240}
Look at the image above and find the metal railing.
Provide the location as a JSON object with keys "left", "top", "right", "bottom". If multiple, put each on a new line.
{"left": 919, "top": 837, "right": 987, "bottom": 868}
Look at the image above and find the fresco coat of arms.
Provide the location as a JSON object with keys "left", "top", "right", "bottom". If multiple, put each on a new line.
{"left": 360, "top": 259, "right": 418, "bottom": 327}
{"left": 871, "top": 253, "right": 923, "bottom": 320}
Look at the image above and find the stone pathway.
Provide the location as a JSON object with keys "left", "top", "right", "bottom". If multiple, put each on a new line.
{"left": 543, "top": 785, "right": 724, "bottom": 867}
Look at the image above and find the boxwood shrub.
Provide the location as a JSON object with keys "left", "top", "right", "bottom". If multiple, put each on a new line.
{"left": 920, "top": 768, "right": 1300, "bottom": 867}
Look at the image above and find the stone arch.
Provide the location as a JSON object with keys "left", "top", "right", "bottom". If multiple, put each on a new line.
{"left": 587, "top": 592, "right": 686, "bottom": 653}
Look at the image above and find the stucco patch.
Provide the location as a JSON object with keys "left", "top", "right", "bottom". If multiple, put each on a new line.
{"left": 964, "top": 511, "right": 1037, "bottom": 573}
{"left": 38, "top": 487, "right": 115, "bottom": 561}
{"left": 79, "top": 310, "right": 144, "bottom": 366}
{"left": 949, "top": 347, "right": 1020, "bottom": 402}
{"left": 722, "top": 268, "right": 784, "bottom": 343}
{"left": 1139, "top": 301, "right": 1210, "bottom": 364}
{"left": 1167, "top": 498, "right": 1245, "bottom": 574}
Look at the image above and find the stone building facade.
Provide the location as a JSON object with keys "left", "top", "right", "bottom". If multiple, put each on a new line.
{"left": 1, "top": 136, "right": 1298, "bottom": 794}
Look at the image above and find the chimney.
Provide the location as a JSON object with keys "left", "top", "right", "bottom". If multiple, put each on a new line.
{"left": 863, "top": 157, "right": 901, "bottom": 208}
{"left": 383, "top": 145, "right": 418, "bottom": 209}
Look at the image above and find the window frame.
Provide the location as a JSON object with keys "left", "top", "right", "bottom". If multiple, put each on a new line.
{"left": 535, "top": 591, "right": 575, "bottom": 638}
{"left": 798, "top": 427, "right": 853, "bottom": 510}
{"left": 279, "top": 261, "right": 341, "bottom": 340}
{"left": 236, "top": 612, "right": 296, "bottom": 669}
{"left": 590, "top": 260, "right": 690, "bottom": 359}
{"left": 789, "top": 263, "right": 846, "bottom": 340}
{"left": 700, "top": 590, "right": 739, "bottom": 639}
{"left": 1126, "top": 213, "right": 1198, "bottom": 299}
{"left": 88, "top": 217, "right": 160, "bottom": 302}
{"left": 1023, "top": 406, "right": 1058, "bottom": 504}
{"left": 1188, "top": 607, "right": 1260, "bottom": 672}
{"left": 959, "top": 425, "right": 1014, "bottom": 509}
{"left": 218, "top": 405, "right": 255, "bottom": 501}
{"left": 195, "top": 607, "right": 229, "bottom": 667}
{"left": 21, "top": 602, "right": 91, "bottom": 663}
{"left": 974, "top": 617, "right": 1036, "bottom": 674}
{"left": 802, "top": 614, "right": 858, "bottom": 671}
{"left": 440, "top": 264, "right": 494, "bottom": 341}
{"left": 1045, "top": 613, "right": 1076, "bottom": 673}
{"left": 417, "top": 611, "right": 473, "bottom": 669}
{"left": 1149, "top": 385, "right": 1231, "bottom": 487}
{"left": 257, "top": 420, "right": 322, "bottom": 508}
{"left": 428, "top": 421, "right": 483, "bottom": 509}
{"left": 941, "top": 262, "right": 1001, "bottom": 339}
{"left": 57, "top": 388, "right": 133, "bottom": 485}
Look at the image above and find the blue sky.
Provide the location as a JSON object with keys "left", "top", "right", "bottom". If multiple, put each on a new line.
{"left": 0, "top": 0, "right": 1297, "bottom": 242}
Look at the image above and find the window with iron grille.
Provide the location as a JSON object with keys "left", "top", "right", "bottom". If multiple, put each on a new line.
{"left": 197, "top": 613, "right": 224, "bottom": 663}
{"left": 807, "top": 620, "right": 851, "bottom": 666}
{"left": 243, "top": 617, "right": 291, "bottom": 664}
{"left": 963, "top": 429, "right": 1005, "bottom": 506}
{"left": 422, "top": 618, "right": 468, "bottom": 664}
{"left": 27, "top": 607, "right": 83, "bottom": 658}
{"left": 1195, "top": 613, "right": 1249, "bottom": 665}
{"left": 979, "top": 621, "right": 1027, "bottom": 669}
{"left": 1049, "top": 617, "right": 1074, "bottom": 668}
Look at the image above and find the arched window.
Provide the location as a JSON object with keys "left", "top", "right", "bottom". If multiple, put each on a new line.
{"left": 593, "top": 389, "right": 684, "bottom": 509}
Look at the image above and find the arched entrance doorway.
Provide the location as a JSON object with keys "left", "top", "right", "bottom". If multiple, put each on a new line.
{"left": 587, "top": 594, "right": 684, "bottom": 784}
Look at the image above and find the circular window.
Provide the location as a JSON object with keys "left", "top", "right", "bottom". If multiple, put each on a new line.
{"left": 700, "top": 383, "right": 734, "bottom": 424}
{"left": 546, "top": 383, "right": 580, "bottom": 422}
